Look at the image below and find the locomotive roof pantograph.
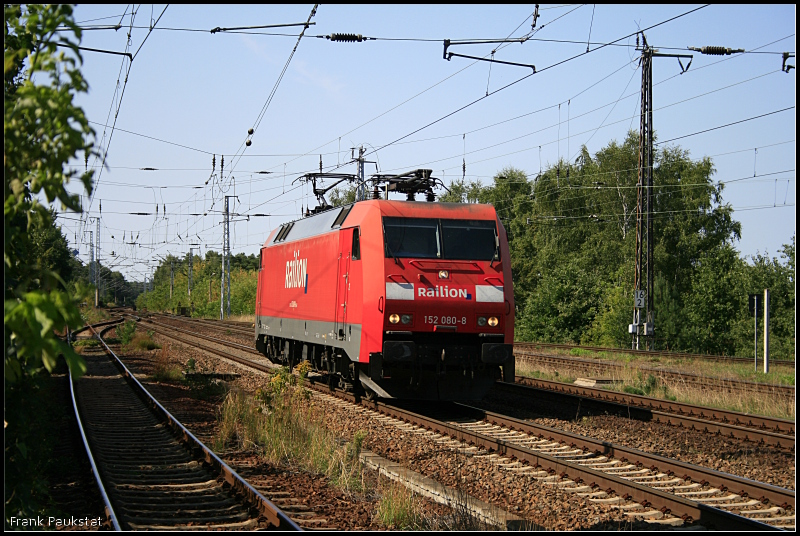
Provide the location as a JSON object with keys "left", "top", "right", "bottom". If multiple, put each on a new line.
{"left": 294, "top": 168, "right": 449, "bottom": 215}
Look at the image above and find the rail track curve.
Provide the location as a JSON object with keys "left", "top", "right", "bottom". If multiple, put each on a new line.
{"left": 70, "top": 322, "right": 300, "bottom": 531}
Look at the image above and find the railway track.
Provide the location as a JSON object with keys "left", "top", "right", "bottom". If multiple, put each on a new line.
{"left": 148, "top": 313, "right": 795, "bottom": 449}
{"left": 507, "top": 377, "right": 795, "bottom": 449}
{"left": 163, "top": 315, "right": 796, "bottom": 398}
{"left": 168, "top": 316, "right": 796, "bottom": 371}
{"left": 515, "top": 350, "right": 795, "bottom": 399}
{"left": 364, "top": 400, "right": 795, "bottom": 530}
{"left": 132, "top": 315, "right": 795, "bottom": 530}
{"left": 70, "top": 322, "right": 300, "bottom": 531}
{"left": 515, "top": 341, "right": 795, "bottom": 366}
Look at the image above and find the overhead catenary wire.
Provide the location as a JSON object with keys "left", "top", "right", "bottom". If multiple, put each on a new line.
{"left": 81, "top": 6, "right": 139, "bottom": 237}
{"left": 338, "top": 5, "right": 712, "bottom": 173}
{"left": 83, "top": 42, "right": 782, "bottom": 177}
{"left": 376, "top": 32, "right": 792, "bottom": 152}
{"left": 115, "top": 2, "right": 596, "bottom": 232}
{"left": 656, "top": 106, "right": 796, "bottom": 146}
{"left": 83, "top": 7, "right": 169, "bottom": 233}
{"left": 132, "top": 5, "right": 168, "bottom": 60}
{"left": 227, "top": 4, "right": 319, "bottom": 177}
{"left": 373, "top": 69, "right": 786, "bottom": 177}
{"left": 261, "top": 8, "right": 547, "bottom": 178}
{"left": 63, "top": 7, "right": 792, "bottom": 280}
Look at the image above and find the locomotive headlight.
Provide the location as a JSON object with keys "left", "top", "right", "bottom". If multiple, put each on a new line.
{"left": 389, "top": 314, "right": 400, "bottom": 324}
{"left": 487, "top": 316, "right": 499, "bottom": 327}
{"left": 401, "top": 314, "right": 413, "bottom": 325}
{"left": 438, "top": 270, "right": 449, "bottom": 279}
{"left": 477, "top": 316, "right": 487, "bottom": 327}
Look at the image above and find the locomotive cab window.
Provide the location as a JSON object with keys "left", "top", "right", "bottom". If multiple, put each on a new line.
{"left": 383, "top": 217, "right": 498, "bottom": 261}
{"left": 383, "top": 217, "right": 440, "bottom": 259}
{"left": 441, "top": 219, "right": 498, "bottom": 261}
{"left": 351, "top": 227, "right": 360, "bottom": 260}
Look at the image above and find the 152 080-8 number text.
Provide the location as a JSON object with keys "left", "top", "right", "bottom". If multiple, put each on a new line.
{"left": 423, "top": 315, "right": 467, "bottom": 325}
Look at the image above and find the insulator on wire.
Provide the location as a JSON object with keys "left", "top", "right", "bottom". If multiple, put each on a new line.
{"left": 689, "top": 46, "right": 744, "bottom": 56}
{"left": 328, "top": 33, "right": 363, "bottom": 42}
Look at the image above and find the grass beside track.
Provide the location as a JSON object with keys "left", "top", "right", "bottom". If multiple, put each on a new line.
{"left": 516, "top": 359, "right": 796, "bottom": 420}
{"left": 212, "top": 366, "right": 481, "bottom": 529}
{"left": 213, "top": 366, "right": 371, "bottom": 495}
{"left": 527, "top": 345, "right": 795, "bottom": 387}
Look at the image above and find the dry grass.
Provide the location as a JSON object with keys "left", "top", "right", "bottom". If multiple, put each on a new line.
{"left": 151, "top": 342, "right": 182, "bottom": 382}
{"left": 559, "top": 346, "right": 795, "bottom": 386}
{"left": 374, "top": 477, "right": 427, "bottom": 529}
{"left": 226, "top": 314, "right": 255, "bottom": 324}
{"left": 132, "top": 331, "right": 160, "bottom": 351}
{"left": 516, "top": 357, "right": 795, "bottom": 420}
{"left": 79, "top": 304, "right": 110, "bottom": 325}
{"left": 213, "top": 367, "right": 368, "bottom": 494}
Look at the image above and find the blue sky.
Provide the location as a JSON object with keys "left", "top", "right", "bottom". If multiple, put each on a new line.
{"left": 56, "top": 4, "right": 795, "bottom": 283}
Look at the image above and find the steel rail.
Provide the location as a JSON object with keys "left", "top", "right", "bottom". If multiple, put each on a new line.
{"left": 169, "top": 315, "right": 254, "bottom": 333}
{"left": 515, "top": 350, "right": 795, "bottom": 397}
{"left": 131, "top": 315, "right": 263, "bottom": 358}
{"left": 70, "top": 317, "right": 127, "bottom": 340}
{"left": 155, "top": 315, "right": 794, "bottom": 398}
{"left": 68, "top": 322, "right": 123, "bottom": 531}
{"left": 462, "top": 404, "right": 796, "bottom": 510}
{"left": 516, "top": 341, "right": 794, "bottom": 366}
{"left": 503, "top": 378, "right": 795, "bottom": 449}
{"left": 89, "top": 324, "right": 300, "bottom": 530}
{"left": 169, "top": 314, "right": 253, "bottom": 328}
{"left": 365, "top": 399, "right": 787, "bottom": 530}
{"left": 158, "top": 317, "right": 795, "bottom": 367}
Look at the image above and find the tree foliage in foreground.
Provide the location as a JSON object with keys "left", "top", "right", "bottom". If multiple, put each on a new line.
{"left": 4, "top": 4, "right": 94, "bottom": 382}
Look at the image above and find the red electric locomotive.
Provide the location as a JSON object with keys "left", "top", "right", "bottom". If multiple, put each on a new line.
{"left": 254, "top": 170, "right": 514, "bottom": 400}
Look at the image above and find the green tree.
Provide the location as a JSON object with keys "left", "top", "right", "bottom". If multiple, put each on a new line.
{"left": 729, "top": 236, "right": 796, "bottom": 359}
{"left": 494, "top": 131, "right": 747, "bottom": 351}
{"left": 5, "top": 4, "right": 94, "bottom": 380}
{"left": 329, "top": 183, "right": 357, "bottom": 207}
{"left": 439, "top": 178, "right": 483, "bottom": 203}
{"left": 681, "top": 245, "right": 746, "bottom": 355}
{"left": 653, "top": 274, "right": 682, "bottom": 350}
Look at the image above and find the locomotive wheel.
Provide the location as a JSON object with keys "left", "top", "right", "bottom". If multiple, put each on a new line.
{"left": 338, "top": 376, "right": 353, "bottom": 392}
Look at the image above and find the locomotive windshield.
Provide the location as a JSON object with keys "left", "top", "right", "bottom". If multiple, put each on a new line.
{"left": 383, "top": 217, "right": 498, "bottom": 261}
{"left": 441, "top": 219, "right": 498, "bottom": 260}
{"left": 383, "top": 217, "right": 440, "bottom": 259}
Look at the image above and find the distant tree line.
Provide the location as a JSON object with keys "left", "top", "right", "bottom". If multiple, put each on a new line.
{"left": 136, "top": 250, "right": 260, "bottom": 317}
{"left": 439, "top": 132, "right": 794, "bottom": 359}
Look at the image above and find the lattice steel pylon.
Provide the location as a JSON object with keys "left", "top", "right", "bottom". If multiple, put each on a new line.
{"left": 631, "top": 34, "right": 693, "bottom": 350}
{"left": 223, "top": 196, "right": 233, "bottom": 318}
{"left": 632, "top": 39, "right": 654, "bottom": 350}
